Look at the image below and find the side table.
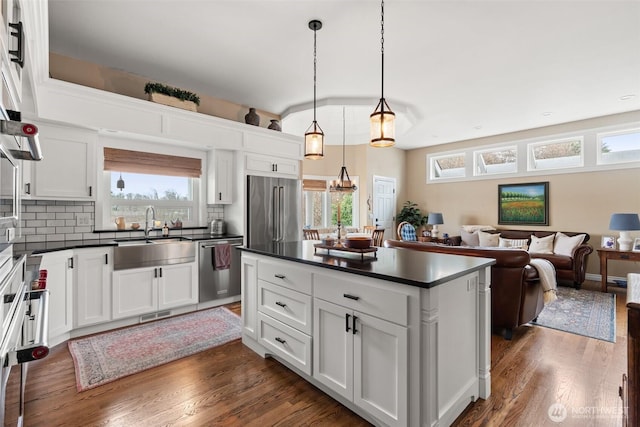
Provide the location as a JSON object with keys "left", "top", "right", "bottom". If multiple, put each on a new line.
{"left": 597, "top": 248, "right": 640, "bottom": 292}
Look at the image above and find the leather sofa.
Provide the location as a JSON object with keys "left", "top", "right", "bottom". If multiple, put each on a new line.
{"left": 384, "top": 239, "right": 544, "bottom": 339}
{"left": 450, "top": 230, "right": 593, "bottom": 289}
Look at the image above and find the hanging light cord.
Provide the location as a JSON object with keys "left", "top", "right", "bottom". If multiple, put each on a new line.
{"left": 313, "top": 25, "right": 318, "bottom": 123}
{"left": 380, "top": 0, "right": 385, "bottom": 105}
{"left": 342, "top": 107, "right": 346, "bottom": 167}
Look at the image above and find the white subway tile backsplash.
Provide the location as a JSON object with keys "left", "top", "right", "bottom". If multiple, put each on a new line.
{"left": 21, "top": 212, "right": 36, "bottom": 220}
{"left": 46, "top": 205, "right": 66, "bottom": 213}
{"left": 26, "top": 220, "right": 46, "bottom": 228}
{"left": 64, "top": 233, "right": 83, "bottom": 240}
{"left": 55, "top": 227, "right": 75, "bottom": 234}
{"left": 25, "top": 235, "right": 46, "bottom": 242}
{"left": 25, "top": 205, "right": 46, "bottom": 213}
{"left": 36, "top": 212, "right": 55, "bottom": 220}
{"left": 47, "top": 219, "right": 67, "bottom": 227}
{"left": 46, "top": 234, "right": 65, "bottom": 242}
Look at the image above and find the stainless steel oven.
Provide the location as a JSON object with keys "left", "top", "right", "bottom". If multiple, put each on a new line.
{"left": 0, "top": 251, "right": 49, "bottom": 426}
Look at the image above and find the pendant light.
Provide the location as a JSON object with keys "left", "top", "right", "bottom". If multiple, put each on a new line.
{"left": 370, "top": 0, "right": 396, "bottom": 147}
{"left": 304, "top": 20, "right": 324, "bottom": 159}
{"left": 330, "top": 107, "right": 357, "bottom": 192}
{"left": 116, "top": 173, "right": 125, "bottom": 191}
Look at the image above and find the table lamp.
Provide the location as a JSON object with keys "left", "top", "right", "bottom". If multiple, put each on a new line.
{"left": 609, "top": 213, "right": 640, "bottom": 251}
{"left": 427, "top": 213, "right": 444, "bottom": 239}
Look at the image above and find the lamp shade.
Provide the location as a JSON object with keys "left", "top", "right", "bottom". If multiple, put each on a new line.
{"left": 609, "top": 213, "right": 640, "bottom": 230}
{"left": 427, "top": 213, "right": 444, "bottom": 225}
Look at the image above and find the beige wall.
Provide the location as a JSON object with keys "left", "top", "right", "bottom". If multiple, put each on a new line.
{"left": 405, "top": 111, "right": 640, "bottom": 278}
{"left": 49, "top": 53, "right": 280, "bottom": 127}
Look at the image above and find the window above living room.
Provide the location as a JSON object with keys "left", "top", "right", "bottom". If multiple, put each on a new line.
{"left": 429, "top": 152, "right": 466, "bottom": 180}
{"left": 597, "top": 128, "right": 640, "bottom": 165}
{"left": 474, "top": 146, "right": 517, "bottom": 176}
{"left": 528, "top": 137, "right": 583, "bottom": 171}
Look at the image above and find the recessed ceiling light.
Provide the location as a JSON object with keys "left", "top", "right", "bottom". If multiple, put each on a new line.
{"left": 541, "top": 112, "right": 553, "bottom": 116}
{"left": 473, "top": 125, "right": 482, "bottom": 130}
{"left": 619, "top": 94, "right": 636, "bottom": 101}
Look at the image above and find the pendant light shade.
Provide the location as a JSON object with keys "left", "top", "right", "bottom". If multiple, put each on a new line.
{"left": 330, "top": 108, "right": 357, "bottom": 193}
{"left": 370, "top": 0, "right": 396, "bottom": 147}
{"left": 305, "top": 19, "right": 324, "bottom": 159}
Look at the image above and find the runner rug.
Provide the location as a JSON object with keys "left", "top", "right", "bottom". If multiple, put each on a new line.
{"left": 530, "top": 286, "right": 616, "bottom": 342}
{"left": 68, "top": 306, "right": 241, "bottom": 391}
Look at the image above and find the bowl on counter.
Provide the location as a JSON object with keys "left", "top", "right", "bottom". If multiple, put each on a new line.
{"left": 344, "top": 236, "right": 373, "bottom": 249}
{"left": 130, "top": 223, "right": 140, "bottom": 230}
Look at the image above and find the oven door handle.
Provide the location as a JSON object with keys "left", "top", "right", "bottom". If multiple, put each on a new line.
{"left": 11, "top": 289, "right": 50, "bottom": 365}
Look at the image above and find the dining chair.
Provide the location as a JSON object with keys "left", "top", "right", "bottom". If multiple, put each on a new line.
{"left": 397, "top": 222, "right": 417, "bottom": 241}
{"left": 363, "top": 225, "right": 376, "bottom": 233}
{"left": 303, "top": 229, "right": 320, "bottom": 240}
{"left": 371, "top": 229, "right": 385, "bottom": 247}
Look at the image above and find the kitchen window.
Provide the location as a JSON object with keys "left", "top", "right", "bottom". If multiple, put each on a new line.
{"left": 102, "top": 147, "right": 202, "bottom": 228}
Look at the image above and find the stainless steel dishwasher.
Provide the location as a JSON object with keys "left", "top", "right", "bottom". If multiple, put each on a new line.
{"left": 198, "top": 238, "right": 243, "bottom": 302}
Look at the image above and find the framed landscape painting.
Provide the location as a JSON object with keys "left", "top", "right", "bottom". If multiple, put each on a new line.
{"left": 498, "top": 182, "right": 549, "bottom": 225}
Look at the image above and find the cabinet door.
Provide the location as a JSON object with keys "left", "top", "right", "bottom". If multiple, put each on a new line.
{"left": 313, "top": 298, "right": 353, "bottom": 400}
{"left": 241, "top": 254, "right": 258, "bottom": 339}
{"left": 74, "top": 247, "right": 113, "bottom": 327}
{"left": 158, "top": 262, "right": 198, "bottom": 310}
{"left": 207, "top": 150, "right": 233, "bottom": 204}
{"left": 353, "top": 311, "right": 408, "bottom": 427}
{"left": 245, "top": 153, "right": 299, "bottom": 178}
{"left": 112, "top": 267, "right": 157, "bottom": 319}
{"left": 28, "top": 124, "right": 96, "bottom": 200}
{"left": 39, "top": 250, "right": 73, "bottom": 345}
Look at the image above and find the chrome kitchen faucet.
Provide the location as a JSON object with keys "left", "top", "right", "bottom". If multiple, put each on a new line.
{"left": 145, "top": 206, "right": 156, "bottom": 238}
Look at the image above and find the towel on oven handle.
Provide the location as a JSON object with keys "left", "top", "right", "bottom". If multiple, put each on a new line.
{"left": 212, "top": 244, "right": 231, "bottom": 270}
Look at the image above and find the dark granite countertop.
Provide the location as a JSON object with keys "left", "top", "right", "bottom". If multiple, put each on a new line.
{"left": 239, "top": 241, "right": 495, "bottom": 289}
{"left": 14, "top": 234, "right": 243, "bottom": 257}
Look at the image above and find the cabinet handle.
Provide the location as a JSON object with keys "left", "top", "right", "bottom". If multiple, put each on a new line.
{"left": 25, "top": 183, "right": 30, "bottom": 195}
{"left": 159, "top": 268, "right": 162, "bottom": 278}
{"left": 343, "top": 293, "right": 360, "bottom": 301}
{"left": 68, "top": 257, "right": 74, "bottom": 269}
{"left": 345, "top": 313, "right": 351, "bottom": 333}
{"left": 154, "top": 268, "right": 158, "bottom": 278}
{"left": 274, "top": 274, "right": 286, "bottom": 279}
{"left": 8, "top": 22, "right": 24, "bottom": 68}
{"left": 89, "top": 186, "right": 92, "bottom": 197}
{"left": 218, "top": 192, "right": 222, "bottom": 201}
{"left": 105, "top": 254, "right": 108, "bottom": 264}
{"left": 352, "top": 315, "right": 358, "bottom": 335}
{"left": 275, "top": 164, "right": 278, "bottom": 172}
{"left": 275, "top": 337, "right": 286, "bottom": 345}
{"left": 275, "top": 301, "right": 287, "bottom": 308}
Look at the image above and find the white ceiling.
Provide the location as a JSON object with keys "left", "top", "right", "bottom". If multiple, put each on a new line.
{"left": 47, "top": 0, "right": 640, "bottom": 150}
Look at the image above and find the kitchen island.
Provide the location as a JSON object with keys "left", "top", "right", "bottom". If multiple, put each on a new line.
{"left": 239, "top": 241, "right": 495, "bottom": 427}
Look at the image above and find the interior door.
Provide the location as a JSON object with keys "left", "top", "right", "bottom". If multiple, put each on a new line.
{"left": 372, "top": 176, "right": 396, "bottom": 241}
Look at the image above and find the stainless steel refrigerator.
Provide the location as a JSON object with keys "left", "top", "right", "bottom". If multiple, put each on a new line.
{"left": 246, "top": 175, "right": 301, "bottom": 247}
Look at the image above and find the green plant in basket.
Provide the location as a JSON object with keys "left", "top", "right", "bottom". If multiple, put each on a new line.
{"left": 144, "top": 82, "right": 201, "bottom": 106}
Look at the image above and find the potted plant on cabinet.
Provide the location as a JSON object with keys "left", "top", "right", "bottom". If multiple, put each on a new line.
{"left": 397, "top": 201, "right": 428, "bottom": 236}
{"left": 144, "top": 82, "right": 201, "bottom": 112}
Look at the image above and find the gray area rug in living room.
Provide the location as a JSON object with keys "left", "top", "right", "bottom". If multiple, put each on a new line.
{"left": 530, "top": 286, "right": 616, "bottom": 342}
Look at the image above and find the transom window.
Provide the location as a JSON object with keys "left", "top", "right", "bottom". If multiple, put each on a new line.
{"left": 528, "top": 137, "right": 583, "bottom": 171}
{"left": 474, "top": 147, "right": 517, "bottom": 176}
{"left": 597, "top": 128, "right": 640, "bottom": 165}
{"left": 429, "top": 153, "right": 466, "bottom": 180}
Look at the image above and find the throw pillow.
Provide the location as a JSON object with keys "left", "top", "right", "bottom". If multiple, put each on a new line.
{"left": 478, "top": 230, "right": 500, "bottom": 247}
{"left": 461, "top": 229, "right": 480, "bottom": 246}
{"left": 553, "top": 232, "right": 586, "bottom": 256}
{"left": 528, "top": 234, "right": 554, "bottom": 254}
{"left": 499, "top": 237, "right": 529, "bottom": 250}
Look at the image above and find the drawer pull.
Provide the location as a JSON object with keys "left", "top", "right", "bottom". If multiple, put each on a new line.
{"left": 352, "top": 315, "right": 359, "bottom": 335}
{"left": 275, "top": 301, "right": 287, "bottom": 308}
{"left": 275, "top": 337, "right": 286, "bottom": 345}
{"left": 343, "top": 293, "right": 360, "bottom": 301}
{"left": 275, "top": 274, "right": 286, "bottom": 279}
{"left": 345, "top": 313, "right": 351, "bottom": 333}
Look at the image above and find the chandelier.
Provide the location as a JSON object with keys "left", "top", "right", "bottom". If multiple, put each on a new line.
{"left": 330, "top": 108, "right": 357, "bottom": 192}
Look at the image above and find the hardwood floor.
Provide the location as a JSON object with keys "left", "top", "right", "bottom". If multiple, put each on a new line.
{"left": 12, "top": 282, "right": 628, "bottom": 426}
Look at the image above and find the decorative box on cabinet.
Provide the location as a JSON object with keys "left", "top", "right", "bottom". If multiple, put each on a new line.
{"left": 207, "top": 149, "right": 233, "bottom": 204}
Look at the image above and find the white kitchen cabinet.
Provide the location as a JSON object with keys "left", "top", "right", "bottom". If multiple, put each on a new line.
{"left": 245, "top": 153, "right": 299, "bottom": 178}
{"left": 0, "top": 0, "right": 25, "bottom": 105}
{"left": 22, "top": 123, "right": 96, "bottom": 200}
{"left": 73, "top": 247, "right": 113, "bottom": 328}
{"left": 241, "top": 254, "right": 258, "bottom": 339}
{"left": 112, "top": 262, "right": 197, "bottom": 320}
{"left": 38, "top": 250, "right": 73, "bottom": 347}
{"left": 207, "top": 149, "right": 233, "bottom": 204}
{"left": 313, "top": 298, "right": 408, "bottom": 427}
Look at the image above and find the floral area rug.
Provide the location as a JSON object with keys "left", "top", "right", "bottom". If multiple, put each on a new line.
{"left": 68, "top": 307, "right": 241, "bottom": 391}
{"left": 530, "top": 286, "right": 616, "bottom": 342}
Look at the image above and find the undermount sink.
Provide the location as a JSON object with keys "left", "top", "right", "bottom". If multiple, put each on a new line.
{"left": 113, "top": 238, "right": 195, "bottom": 270}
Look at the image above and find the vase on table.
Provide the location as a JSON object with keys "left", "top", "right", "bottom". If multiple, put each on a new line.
{"left": 268, "top": 119, "right": 281, "bottom": 131}
{"left": 245, "top": 108, "right": 260, "bottom": 126}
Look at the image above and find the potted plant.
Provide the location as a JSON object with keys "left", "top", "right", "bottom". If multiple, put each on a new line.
{"left": 397, "top": 200, "right": 428, "bottom": 231}
{"left": 144, "top": 82, "right": 201, "bottom": 112}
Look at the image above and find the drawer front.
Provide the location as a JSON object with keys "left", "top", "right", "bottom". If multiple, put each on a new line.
{"left": 314, "top": 273, "right": 408, "bottom": 326}
{"left": 258, "top": 259, "right": 312, "bottom": 294}
{"left": 258, "top": 280, "right": 312, "bottom": 334}
{"left": 257, "top": 312, "right": 312, "bottom": 375}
